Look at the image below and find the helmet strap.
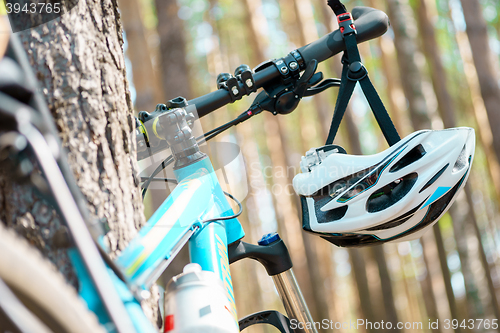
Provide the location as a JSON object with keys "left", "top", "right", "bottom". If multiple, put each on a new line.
{"left": 325, "top": 2, "right": 401, "bottom": 147}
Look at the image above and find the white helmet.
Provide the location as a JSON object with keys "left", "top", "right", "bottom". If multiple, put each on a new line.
{"left": 293, "top": 128, "right": 475, "bottom": 247}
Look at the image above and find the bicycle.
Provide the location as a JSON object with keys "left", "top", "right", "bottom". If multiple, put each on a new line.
{"left": 0, "top": 1, "right": 474, "bottom": 332}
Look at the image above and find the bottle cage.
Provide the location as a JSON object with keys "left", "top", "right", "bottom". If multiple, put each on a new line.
{"left": 325, "top": 0, "right": 401, "bottom": 147}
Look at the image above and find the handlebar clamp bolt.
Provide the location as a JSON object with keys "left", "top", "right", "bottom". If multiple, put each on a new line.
{"left": 289, "top": 62, "right": 298, "bottom": 70}
{"left": 280, "top": 66, "right": 288, "bottom": 74}
{"left": 245, "top": 78, "right": 253, "bottom": 88}
{"left": 231, "top": 87, "right": 239, "bottom": 96}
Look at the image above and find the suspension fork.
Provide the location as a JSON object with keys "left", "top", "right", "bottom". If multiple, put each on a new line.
{"left": 273, "top": 269, "right": 317, "bottom": 333}
{"left": 228, "top": 233, "right": 318, "bottom": 333}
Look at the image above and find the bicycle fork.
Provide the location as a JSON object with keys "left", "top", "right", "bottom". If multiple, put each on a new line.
{"left": 273, "top": 269, "right": 317, "bottom": 333}
{"left": 228, "top": 233, "right": 318, "bottom": 333}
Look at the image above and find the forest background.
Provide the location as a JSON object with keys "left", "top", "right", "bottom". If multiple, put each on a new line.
{"left": 129, "top": 0, "right": 500, "bottom": 332}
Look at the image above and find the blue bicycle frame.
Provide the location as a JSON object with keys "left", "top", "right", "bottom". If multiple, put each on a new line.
{"left": 68, "top": 152, "right": 244, "bottom": 332}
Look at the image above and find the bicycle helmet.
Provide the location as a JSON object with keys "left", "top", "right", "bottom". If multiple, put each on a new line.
{"left": 293, "top": 127, "right": 475, "bottom": 247}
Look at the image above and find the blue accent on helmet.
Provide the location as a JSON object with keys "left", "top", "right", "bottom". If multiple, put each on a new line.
{"left": 421, "top": 186, "right": 451, "bottom": 209}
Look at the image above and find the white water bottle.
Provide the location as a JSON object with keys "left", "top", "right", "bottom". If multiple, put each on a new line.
{"left": 163, "top": 263, "right": 239, "bottom": 333}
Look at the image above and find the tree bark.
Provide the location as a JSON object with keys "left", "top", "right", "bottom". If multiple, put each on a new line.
{"left": 370, "top": 246, "right": 402, "bottom": 332}
{"left": 155, "top": 0, "right": 191, "bottom": 100}
{"left": 0, "top": 0, "right": 158, "bottom": 324}
{"left": 433, "top": 223, "right": 462, "bottom": 330}
{"left": 464, "top": 184, "right": 500, "bottom": 326}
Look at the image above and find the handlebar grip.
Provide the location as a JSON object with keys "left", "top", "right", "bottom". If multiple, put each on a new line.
{"left": 297, "top": 6, "right": 389, "bottom": 64}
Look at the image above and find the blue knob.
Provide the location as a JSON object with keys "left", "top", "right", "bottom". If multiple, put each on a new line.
{"left": 258, "top": 232, "right": 280, "bottom": 246}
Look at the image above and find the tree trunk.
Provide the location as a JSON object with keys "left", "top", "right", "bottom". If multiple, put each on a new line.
{"left": 243, "top": 0, "right": 319, "bottom": 320}
{"left": 0, "top": 0, "right": 157, "bottom": 324}
{"left": 155, "top": 0, "right": 191, "bottom": 100}
{"left": 370, "top": 246, "right": 402, "bottom": 332}
{"left": 414, "top": 0, "right": 484, "bottom": 321}
{"left": 348, "top": 248, "right": 377, "bottom": 333}
{"left": 282, "top": 0, "right": 337, "bottom": 327}
{"left": 386, "top": 1, "right": 461, "bottom": 330}
{"left": 149, "top": 0, "right": 193, "bottom": 291}
{"left": 414, "top": 0, "right": 455, "bottom": 129}
{"left": 450, "top": 4, "right": 500, "bottom": 200}
{"left": 419, "top": 237, "right": 443, "bottom": 332}
{"left": 433, "top": 223, "right": 462, "bottom": 329}
{"left": 118, "top": 0, "right": 163, "bottom": 111}
{"left": 460, "top": 0, "right": 500, "bottom": 165}
{"left": 386, "top": 0, "right": 431, "bottom": 131}
{"left": 290, "top": 0, "right": 332, "bottom": 141}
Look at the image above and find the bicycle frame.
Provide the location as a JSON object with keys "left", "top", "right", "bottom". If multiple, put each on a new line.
{"left": 116, "top": 155, "right": 245, "bottom": 326}
{"left": 66, "top": 152, "right": 245, "bottom": 332}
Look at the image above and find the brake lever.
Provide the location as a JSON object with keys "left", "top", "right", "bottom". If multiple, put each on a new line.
{"left": 303, "top": 78, "right": 341, "bottom": 97}
{"left": 250, "top": 60, "right": 326, "bottom": 115}
{"left": 308, "top": 72, "right": 323, "bottom": 87}
{"left": 293, "top": 59, "right": 318, "bottom": 97}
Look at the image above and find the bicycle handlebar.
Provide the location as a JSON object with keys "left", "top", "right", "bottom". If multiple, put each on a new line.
{"left": 188, "top": 6, "right": 389, "bottom": 118}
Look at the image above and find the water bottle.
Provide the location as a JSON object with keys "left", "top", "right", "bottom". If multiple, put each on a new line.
{"left": 163, "top": 263, "right": 239, "bottom": 333}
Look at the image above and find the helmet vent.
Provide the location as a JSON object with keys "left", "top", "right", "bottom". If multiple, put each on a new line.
{"left": 366, "top": 173, "right": 418, "bottom": 213}
{"left": 317, "top": 206, "right": 348, "bottom": 223}
{"left": 313, "top": 195, "right": 348, "bottom": 223}
{"left": 419, "top": 163, "right": 449, "bottom": 193}
{"left": 366, "top": 215, "right": 412, "bottom": 231}
{"left": 389, "top": 144, "right": 426, "bottom": 173}
{"left": 365, "top": 200, "right": 425, "bottom": 231}
{"left": 453, "top": 145, "right": 467, "bottom": 173}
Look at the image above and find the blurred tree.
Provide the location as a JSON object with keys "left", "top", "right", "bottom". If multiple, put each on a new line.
{"left": 418, "top": 238, "right": 442, "bottom": 331}
{"left": 118, "top": 0, "right": 163, "bottom": 111}
{"left": 368, "top": 0, "right": 405, "bottom": 135}
{"left": 414, "top": 0, "right": 500, "bottom": 323}
{"left": 449, "top": 17, "right": 500, "bottom": 200}
{"left": 386, "top": 0, "right": 462, "bottom": 330}
{"left": 283, "top": 0, "right": 337, "bottom": 327}
{"left": 155, "top": 0, "right": 191, "bottom": 100}
{"left": 349, "top": 248, "right": 377, "bottom": 333}
{"left": 460, "top": 0, "right": 500, "bottom": 167}
{"left": 242, "top": 0, "right": 320, "bottom": 321}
